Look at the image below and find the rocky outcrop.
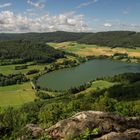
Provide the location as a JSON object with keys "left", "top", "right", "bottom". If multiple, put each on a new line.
{"left": 26, "top": 111, "right": 140, "bottom": 140}
{"left": 95, "top": 129, "right": 140, "bottom": 140}
{"left": 25, "top": 124, "right": 44, "bottom": 138}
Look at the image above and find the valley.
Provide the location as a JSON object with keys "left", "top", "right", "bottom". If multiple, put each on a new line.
{"left": 1, "top": 0, "right": 140, "bottom": 138}
{"left": 0, "top": 31, "right": 140, "bottom": 139}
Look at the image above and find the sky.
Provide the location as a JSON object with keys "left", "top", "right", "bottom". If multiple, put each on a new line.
{"left": 0, "top": 0, "right": 140, "bottom": 33}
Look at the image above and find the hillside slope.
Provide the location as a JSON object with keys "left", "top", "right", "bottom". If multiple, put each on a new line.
{"left": 78, "top": 31, "right": 140, "bottom": 48}
{"left": 0, "top": 31, "right": 90, "bottom": 43}
{"left": 0, "top": 40, "right": 65, "bottom": 63}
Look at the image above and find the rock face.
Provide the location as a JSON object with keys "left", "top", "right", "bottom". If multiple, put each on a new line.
{"left": 27, "top": 111, "right": 140, "bottom": 140}
{"left": 26, "top": 124, "right": 44, "bottom": 138}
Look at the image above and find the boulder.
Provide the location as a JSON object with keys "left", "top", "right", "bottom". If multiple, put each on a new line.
{"left": 25, "top": 124, "right": 44, "bottom": 138}
{"left": 45, "top": 111, "right": 140, "bottom": 140}
{"left": 24, "top": 111, "right": 140, "bottom": 140}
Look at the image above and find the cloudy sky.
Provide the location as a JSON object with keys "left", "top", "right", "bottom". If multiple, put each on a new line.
{"left": 0, "top": 0, "right": 140, "bottom": 33}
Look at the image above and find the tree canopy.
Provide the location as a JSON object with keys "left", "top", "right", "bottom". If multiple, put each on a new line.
{"left": 0, "top": 40, "right": 65, "bottom": 63}
{"left": 1, "top": 31, "right": 140, "bottom": 48}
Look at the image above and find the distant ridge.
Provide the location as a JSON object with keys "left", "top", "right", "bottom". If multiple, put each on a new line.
{"left": 0, "top": 31, "right": 140, "bottom": 48}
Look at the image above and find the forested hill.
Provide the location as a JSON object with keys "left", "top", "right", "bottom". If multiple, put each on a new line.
{"left": 78, "top": 31, "right": 140, "bottom": 48}
{"left": 0, "top": 31, "right": 140, "bottom": 48}
{"left": 0, "top": 40, "right": 64, "bottom": 63}
{"left": 0, "top": 31, "right": 91, "bottom": 43}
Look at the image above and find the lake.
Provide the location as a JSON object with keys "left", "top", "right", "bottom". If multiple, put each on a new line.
{"left": 37, "top": 59, "right": 140, "bottom": 90}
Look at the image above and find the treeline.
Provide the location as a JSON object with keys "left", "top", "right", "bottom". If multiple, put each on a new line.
{"left": 78, "top": 31, "right": 140, "bottom": 48}
{"left": 0, "top": 73, "right": 28, "bottom": 86}
{"left": 0, "top": 40, "right": 65, "bottom": 63}
{"left": 35, "top": 82, "right": 92, "bottom": 99}
{"left": 107, "top": 82, "right": 140, "bottom": 101}
{"left": 1, "top": 31, "right": 140, "bottom": 48}
{"left": 0, "top": 59, "right": 25, "bottom": 66}
{"left": 102, "top": 73, "right": 140, "bottom": 83}
{"left": 0, "top": 31, "right": 90, "bottom": 43}
{"left": 0, "top": 73, "right": 140, "bottom": 139}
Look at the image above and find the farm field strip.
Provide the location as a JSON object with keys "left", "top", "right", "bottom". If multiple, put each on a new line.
{"left": 48, "top": 42, "right": 140, "bottom": 58}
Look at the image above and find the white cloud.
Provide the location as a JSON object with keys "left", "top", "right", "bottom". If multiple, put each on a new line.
{"left": 119, "top": 23, "right": 140, "bottom": 28}
{"left": 104, "top": 23, "right": 112, "bottom": 27}
{"left": 1, "top": 9, "right": 140, "bottom": 33}
{"left": 77, "top": 0, "right": 98, "bottom": 9}
{"left": 0, "top": 3, "right": 12, "bottom": 8}
{"left": 0, "top": 10, "right": 90, "bottom": 33}
{"left": 99, "top": 20, "right": 140, "bottom": 32}
{"left": 27, "top": 0, "right": 45, "bottom": 9}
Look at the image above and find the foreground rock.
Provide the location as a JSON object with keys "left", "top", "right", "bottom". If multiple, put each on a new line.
{"left": 26, "top": 111, "right": 140, "bottom": 140}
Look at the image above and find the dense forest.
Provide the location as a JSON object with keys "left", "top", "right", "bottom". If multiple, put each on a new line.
{"left": 0, "top": 40, "right": 65, "bottom": 63}
{"left": 1, "top": 31, "right": 140, "bottom": 48}
{"left": 78, "top": 31, "right": 140, "bottom": 48}
{"left": 0, "top": 31, "right": 90, "bottom": 43}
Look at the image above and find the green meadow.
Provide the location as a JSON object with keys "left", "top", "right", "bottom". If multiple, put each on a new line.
{"left": 0, "top": 82, "right": 36, "bottom": 107}
{"left": 91, "top": 80, "right": 117, "bottom": 89}
{"left": 0, "top": 63, "right": 48, "bottom": 75}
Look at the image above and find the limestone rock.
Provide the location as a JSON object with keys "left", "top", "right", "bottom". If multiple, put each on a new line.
{"left": 45, "top": 111, "right": 140, "bottom": 140}
{"left": 24, "top": 111, "right": 140, "bottom": 140}
{"left": 26, "top": 124, "right": 44, "bottom": 138}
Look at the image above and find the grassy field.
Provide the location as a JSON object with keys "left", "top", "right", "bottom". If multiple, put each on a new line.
{"left": 91, "top": 80, "right": 117, "bottom": 89}
{"left": 48, "top": 42, "right": 140, "bottom": 58}
{"left": 0, "top": 63, "right": 48, "bottom": 75}
{"left": 78, "top": 80, "right": 117, "bottom": 95}
{"left": 0, "top": 62, "right": 46, "bottom": 107}
{"left": 0, "top": 82, "right": 36, "bottom": 107}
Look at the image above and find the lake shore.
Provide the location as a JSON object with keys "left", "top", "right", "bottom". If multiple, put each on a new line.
{"left": 36, "top": 59, "right": 140, "bottom": 91}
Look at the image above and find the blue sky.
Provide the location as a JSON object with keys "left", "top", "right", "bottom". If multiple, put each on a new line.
{"left": 0, "top": 0, "right": 140, "bottom": 32}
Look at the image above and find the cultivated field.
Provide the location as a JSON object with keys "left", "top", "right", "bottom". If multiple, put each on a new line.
{"left": 48, "top": 42, "right": 140, "bottom": 58}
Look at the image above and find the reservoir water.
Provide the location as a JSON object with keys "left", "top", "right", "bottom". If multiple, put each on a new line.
{"left": 37, "top": 59, "right": 140, "bottom": 90}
